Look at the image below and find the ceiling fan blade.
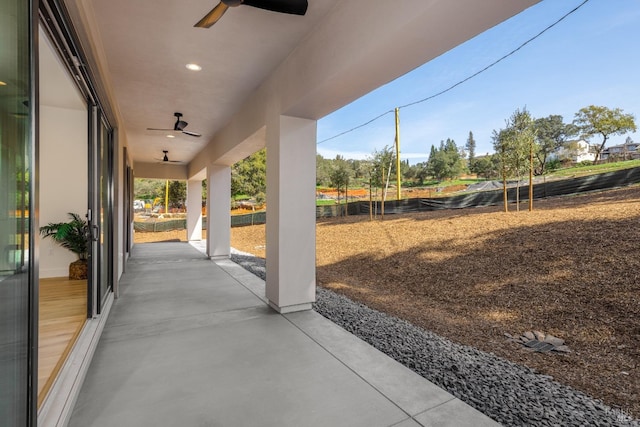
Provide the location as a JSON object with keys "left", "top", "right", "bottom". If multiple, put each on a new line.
{"left": 147, "top": 127, "right": 176, "bottom": 132}
{"left": 195, "top": 2, "right": 229, "bottom": 28}
{"left": 242, "top": 0, "right": 308, "bottom": 15}
{"left": 181, "top": 130, "right": 202, "bottom": 137}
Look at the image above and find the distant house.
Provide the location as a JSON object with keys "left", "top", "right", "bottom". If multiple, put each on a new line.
{"left": 553, "top": 140, "right": 595, "bottom": 163}
{"left": 600, "top": 140, "right": 640, "bottom": 160}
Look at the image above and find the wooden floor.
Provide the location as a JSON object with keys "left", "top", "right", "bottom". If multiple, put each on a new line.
{"left": 38, "top": 277, "right": 87, "bottom": 408}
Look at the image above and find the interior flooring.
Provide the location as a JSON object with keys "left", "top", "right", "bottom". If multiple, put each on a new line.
{"left": 38, "top": 277, "right": 87, "bottom": 408}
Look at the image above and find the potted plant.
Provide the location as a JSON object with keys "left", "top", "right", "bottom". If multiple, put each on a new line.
{"left": 39, "top": 212, "right": 89, "bottom": 280}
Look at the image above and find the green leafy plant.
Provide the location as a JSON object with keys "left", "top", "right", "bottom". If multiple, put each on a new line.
{"left": 39, "top": 212, "right": 89, "bottom": 260}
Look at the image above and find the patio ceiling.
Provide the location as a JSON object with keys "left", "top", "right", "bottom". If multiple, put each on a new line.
{"left": 63, "top": 0, "right": 539, "bottom": 171}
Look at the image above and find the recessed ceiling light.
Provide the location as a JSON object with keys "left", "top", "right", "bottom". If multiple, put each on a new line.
{"left": 185, "top": 63, "right": 202, "bottom": 71}
{"left": 0, "top": 81, "right": 7, "bottom": 86}
{"left": 166, "top": 134, "right": 175, "bottom": 138}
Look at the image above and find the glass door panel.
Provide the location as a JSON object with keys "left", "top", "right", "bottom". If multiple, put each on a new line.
{"left": 98, "top": 120, "right": 111, "bottom": 310}
{"left": 89, "top": 108, "right": 112, "bottom": 315}
{"left": 0, "top": 0, "right": 34, "bottom": 423}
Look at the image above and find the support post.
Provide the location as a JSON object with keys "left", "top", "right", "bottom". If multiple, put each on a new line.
{"left": 529, "top": 136, "right": 534, "bottom": 212}
{"left": 265, "top": 115, "right": 316, "bottom": 313}
{"left": 206, "top": 165, "right": 231, "bottom": 259}
{"left": 186, "top": 179, "right": 203, "bottom": 241}
{"left": 165, "top": 180, "right": 169, "bottom": 214}
{"left": 395, "top": 107, "right": 401, "bottom": 201}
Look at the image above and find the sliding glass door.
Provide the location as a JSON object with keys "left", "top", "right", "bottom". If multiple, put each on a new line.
{"left": 98, "top": 118, "right": 112, "bottom": 311}
{"left": 88, "top": 107, "right": 113, "bottom": 316}
{"left": 0, "top": 0, "right": 36, "bottom": 424}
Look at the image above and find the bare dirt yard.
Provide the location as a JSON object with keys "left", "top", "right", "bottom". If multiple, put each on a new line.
{"left": 135, "top": 186, "right": 640, "bottom": 416}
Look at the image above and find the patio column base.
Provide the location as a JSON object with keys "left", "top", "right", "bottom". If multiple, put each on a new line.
{"left": 268, "top": 301, "right": 312, "bottom": 314}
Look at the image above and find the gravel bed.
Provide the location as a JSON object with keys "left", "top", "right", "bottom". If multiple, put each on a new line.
{"left": 230, "top": 249, "right": 638, "bottom": 427}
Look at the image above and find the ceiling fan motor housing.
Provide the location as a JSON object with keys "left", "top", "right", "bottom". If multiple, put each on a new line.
{"left": 173, "top": 112, "right": 188, "bottom": 131}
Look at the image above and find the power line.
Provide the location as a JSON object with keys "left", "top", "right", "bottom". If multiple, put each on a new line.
{"left": 317, "top": 109, "right": 394, "bottom": 145}
{"left": 317, "top": 0, "right": 590, "bottom": 146}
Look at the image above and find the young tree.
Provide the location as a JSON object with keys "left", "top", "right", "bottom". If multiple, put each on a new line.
{"left": 507, "top": 108, "right": 535, "bottom": 210}
{"left": 492, "top": 128, "right": 511, "bottom": 212}
{"left": 370, "top": 146, "right": 395, "bottom": 191}
{"left": 533, "top": 115, "right": 577, "bottom": 174}
{"left": 329, "top": 157, "right": 351, "bottom": 215}
{"left": 573, "top": 105, "right": 637, "bottom": 163}
{"left": 493, "top": 107, "right": 535, "bottom": 211}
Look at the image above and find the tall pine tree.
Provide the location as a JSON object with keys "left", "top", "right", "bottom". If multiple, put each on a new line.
{"left": 466, "top": 131, "right": 476, "bottom": 172}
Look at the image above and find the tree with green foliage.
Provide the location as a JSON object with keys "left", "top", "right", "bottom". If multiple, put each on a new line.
{"left": 573, "top": 105, "right": 637, "bottom": 163}
{"left": 329, "top": 156, "right": 351, "bottom": 215}
{"left": 349, "top": 159, "right": 366, "bottom": 179}
{"left": 231, "top": 148, "right": 266, "bottom": 198}
{"left": 168, "top": 180, "right": 186, "bottom": 209}
{"left": 472, "top": 155, "right": 499, "bottom": 179}
{"left": 492, "top": 128, "right": 512, "bottom": 212}
{"left": 134, "top": 178, "right": 165, "bottom": 201}
{"left": 533, "top": 115, "right": 577, "bottom": 175}
{"left": 414, "top": 161, "right": 429, "bottom": 185}
{"left": 316, "top": 154, "right": 332, "bottom": 186}
{"left": 425, "top": 145, "right": 437, "bottom": 178}
{"left": 465, "top": 131, "right": 476, "bottom": 172}
{"left": 401, "top": 160, "right": 417, "bottom": 182}
{"left": 493, "top": 107, "right": 535, "bottom": 211}
{"left": 510, "top": 109, "right": 535, "bottom": 209}
{"left": 202, "top": 179, "right": 207, "bottom": 204}
{"left": 426, "top": 139, "right": 465, "bottom": 181}
{"left": 369, "top": 146, "right": 395, "bottom": 190}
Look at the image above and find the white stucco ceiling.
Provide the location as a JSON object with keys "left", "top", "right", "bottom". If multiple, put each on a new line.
{"left": 85, "top": 0, "right": 339, "bottom": 166}
{"left": 63, "top": 0, "right": 539, "bottom": 173}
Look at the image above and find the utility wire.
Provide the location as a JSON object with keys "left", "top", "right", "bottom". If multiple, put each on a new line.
{"left": 317, "top": 0, "right": 590, "bottom": 145}
{"left": 317, "top": 109, "right": 395, "bottom": 145}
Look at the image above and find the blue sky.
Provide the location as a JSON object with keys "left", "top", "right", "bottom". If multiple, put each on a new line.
{"left": 316, "top": 0, "right": 640, "bottom": 164}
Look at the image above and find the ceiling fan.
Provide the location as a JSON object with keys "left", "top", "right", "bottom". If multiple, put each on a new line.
{"left": 156, "top": 150, "right": 183, "bottom": 163}
{"left": 195, "top": 0, "right": 308, "bottom": 28}
{"left": 147, "top": 112, "right": 201, "bottom": 137}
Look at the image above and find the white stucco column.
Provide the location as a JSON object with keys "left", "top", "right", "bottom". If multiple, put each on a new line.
{"left": 265, "top": 115, "right": 316, "bottom": 313}
{"left": 206, "top": 165, "right": 231, "bottom": 259}
{"left": 186, "top": 179, "right": 203, "bottom": 241}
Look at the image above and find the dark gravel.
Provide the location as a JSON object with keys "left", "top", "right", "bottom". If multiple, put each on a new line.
{"left": 230, "top": 250, "right": 639, "bottom": 427}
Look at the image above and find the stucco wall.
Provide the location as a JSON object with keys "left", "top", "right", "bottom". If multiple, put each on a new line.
{"left": 39, "top": 105, "right": 88, "bottom": 278}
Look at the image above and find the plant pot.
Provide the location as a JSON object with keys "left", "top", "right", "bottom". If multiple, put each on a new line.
{"left": 69, "top": 259, "right": 88, "bottom": 280}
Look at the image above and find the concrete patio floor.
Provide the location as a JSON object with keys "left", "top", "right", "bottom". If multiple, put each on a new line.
{"left": 68, "top": 242, "right": 498, "bottom": 427}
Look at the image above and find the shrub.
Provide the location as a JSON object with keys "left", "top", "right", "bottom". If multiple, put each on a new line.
{"left": 545, "top": 158, "right": 562, "bottom": 172}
